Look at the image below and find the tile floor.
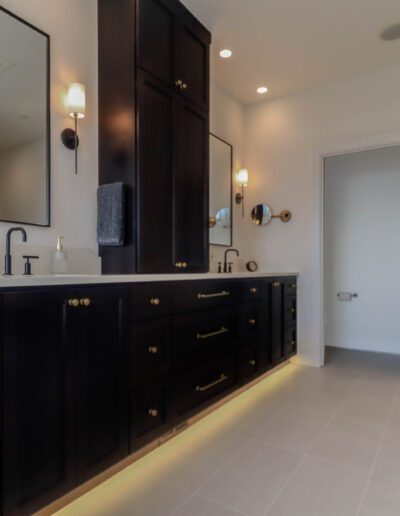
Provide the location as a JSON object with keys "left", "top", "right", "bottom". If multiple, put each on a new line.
{"left": 56, "top": 347, "right": 400, "bottom": 516}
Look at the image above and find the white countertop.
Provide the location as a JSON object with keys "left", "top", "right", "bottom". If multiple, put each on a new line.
{"left": 0, "top": 272, "right": 298, "bottom": 289}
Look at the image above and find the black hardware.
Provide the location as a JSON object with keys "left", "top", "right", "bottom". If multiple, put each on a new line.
{"left": 223, "top": 248, "right": 239, "bottom": 273}
{"left": 4, "top": 227, "right": 27, "bottom": 275}
{"left": 23, "top": 255, "right": 39, "bottom": 276}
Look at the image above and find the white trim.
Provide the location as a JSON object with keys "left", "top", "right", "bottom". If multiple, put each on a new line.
{"left": 314, "top": 131, "right": 400, "bottom": 367}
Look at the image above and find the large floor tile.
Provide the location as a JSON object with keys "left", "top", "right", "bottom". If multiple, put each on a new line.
{"left": 197, "top": 441, "right": 302, "bottom": 516}
{"left": 360, "top": 475, "right": 400, "bottom": 516}
{"left": 337, "top": 391, "right": 394, "bottom": 425}
{"left": 292, "top": 388, "right": 345, "bottom": 416}
{"left": 310, "top": 415, "right": 384, "bottom": 471}
{"left": 255, "top": 405, "right": 331, "bottom": 454}
{"left": 267, "top": 456, "right": 368, "bottom": 516}
{"left": 373, "top": 426, "right": 400, "bottom": 480}
{"left": 172, "top": 495, "right": 247, "bottom": 516}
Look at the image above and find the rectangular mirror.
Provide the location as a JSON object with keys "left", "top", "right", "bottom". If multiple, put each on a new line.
{"left": 209, "top": 133, "right": 232, "bottom": 247}
{"left": 0, "top": 7, "right": 50, "bottom": 226}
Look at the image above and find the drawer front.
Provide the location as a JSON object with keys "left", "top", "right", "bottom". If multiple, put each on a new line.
{"left": 284, "top": 295, "right": 297, "bottom": 326}
{"left": 173, "top": 280, "right": 241, "bottom": 313}
{"left": 130, "top": 318, "right": 171, "bottom": 385}
{"left": 240, "top": 302, "right": 261, "bottom": 339}
{"left": 130, "top": 382, "right": 171, "bottom": 451}
{"left": 284, "top": 277, "right": 297, "bottom": 296}
{"left": 240, "top": 346, "right": 259, "bottom": 383}
{"left": 173, "top": 307, "right": 238, "bottom": 367}
{"left": 284, "top": 327, "right": 297, "bottom": 357}
{"left": 130, "top": 283, "right": 173, "bottom": 321}
{"left": 173, "top": 355, "right": 238, "bottom": 420}
{"left": 241, "top": 280, "right": 263, "bottom": 301}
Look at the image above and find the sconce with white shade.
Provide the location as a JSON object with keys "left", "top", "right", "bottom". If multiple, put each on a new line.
{"left": 235, "top": 168, "right": 248, "bottom": 217}
{"left": 61, "top": 82, "right": 86, "bottom": 175}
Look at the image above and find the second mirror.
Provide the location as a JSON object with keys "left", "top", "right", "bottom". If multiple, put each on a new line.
{"left": 251, "top": 204, "right": 272, "bottom": 225}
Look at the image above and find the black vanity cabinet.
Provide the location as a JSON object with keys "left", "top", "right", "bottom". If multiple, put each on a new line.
{"left": 99, "top": 0, "right": 211, "bottom": 274}
{"left": 1, "top": 286, "right": 129, "bottom": 516}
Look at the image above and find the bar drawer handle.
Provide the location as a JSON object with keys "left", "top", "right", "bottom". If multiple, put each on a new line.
{"left": 248, "top": 319, "right": 256, "bottom": 325}
{"left": 148, "top": 408, "right": 158, "bottom": 417}
{"left": 150, "top": 298, "right": 160, "bottom": 306}
{"left": 175, "top": 262, "right": 188, "bottom": 269}
{"left": 197, "top": 326, "right": 229, "bottom": 340}
{"left": 197, "top": 290, "right": 230, "bottom": 299}
{"left": 250, "top": 287, "right": 258, "bottom": 293}
{"left": 196, "top": 373, "right": 228, "bottom": 392}
{"left": 148, "top": 346, "right": 159, "bottom": 354}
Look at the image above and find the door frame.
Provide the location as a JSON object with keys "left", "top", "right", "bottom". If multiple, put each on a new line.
{"left": 314, "top": 131, "right": 400, "bottom": 367}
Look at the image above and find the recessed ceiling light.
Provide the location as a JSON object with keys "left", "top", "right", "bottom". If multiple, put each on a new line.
{"left": 257, "top": 86, "right": 268, "bottom": 94}
{"left": 219, "top": 49, "right": 232, "bottom": 59}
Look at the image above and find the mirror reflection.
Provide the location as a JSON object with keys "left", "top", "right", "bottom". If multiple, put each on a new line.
{"left": 209, "top": 134, "right": 232, "bottom": 246}
{"left": 251, "top": 204, "right": 272, "bottom": 225}
{"left": 0, "top": 7, "right": 50, "bottom": 226}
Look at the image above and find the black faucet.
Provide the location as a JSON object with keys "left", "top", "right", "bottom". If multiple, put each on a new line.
{"left": 4, "top": 227, "right": 27, "bottom": 276}
{"left": 223, "top": 248, "right": 239, "bottom": 273}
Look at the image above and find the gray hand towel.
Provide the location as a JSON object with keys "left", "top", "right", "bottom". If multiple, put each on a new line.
{"left": 97, "top": 182, "right": 126, "bottom": 247}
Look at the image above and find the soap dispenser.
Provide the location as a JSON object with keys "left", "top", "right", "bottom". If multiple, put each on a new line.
{"left": 52, "top": 236, "right": 68, "bottom": 274}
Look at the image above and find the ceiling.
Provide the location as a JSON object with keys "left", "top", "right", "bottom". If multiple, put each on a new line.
{"left": 181, "top": 0, "right": 400, "bottom": 105}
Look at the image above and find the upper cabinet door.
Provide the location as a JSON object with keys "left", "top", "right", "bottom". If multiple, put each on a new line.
{"left": 174, "top": 99, "right": 209, "bottom": 272}
{"left": 175, "top": 11, "right": 210, "bottom": 112}
{"left": 137, "top": 0, "right": 175, "bottom": 87}
{"left": 136, "top": 70, "right": 175, "bottom": 273}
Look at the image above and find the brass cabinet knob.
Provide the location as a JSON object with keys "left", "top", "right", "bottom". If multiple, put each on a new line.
{"left": 291, "top": 308, "right": 296, "bottom": 313}
{"left": 175, "top": 262, "right": 188, "bottom": 269}
{"left": 290, "top": 284, "right": 296, "bottom": 289}
{"left": 249, "top": 360, "right": 256, "bottom": 366}
{"left": 291, "top": 340, "right": 296, "bottom": 345}
{"left": 175, "top": 79, "right": 183, "bottom": 89}
{"left": 273, "top": 282, "right": 281, "bottom": 288}
{"left": 249, "top": 318, "right": 256, "bottom": 325}
{"left": 150, "top": 298, "right": 160, "bottom": 306}
{"left": 148, "top": 346, "right": 159, "bottom": 354}
{"left": 80, "top": 298, "right": 91, "bottom": 307}
{"left": 182, "top": 82, "right": 188, "bottom": 90}
{"left": 148, "top": 408, "right": 158, "bottom": 417}
{"left": 68, "top": 298, "right": 80, "bottom": 308}
{"left": 250, "top": 287, "right": 258, "bottom": 293}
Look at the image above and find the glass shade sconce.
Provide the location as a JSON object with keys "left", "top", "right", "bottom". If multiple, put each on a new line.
{"left": 61, "top": 82, "right": 86, "bottom": 175}
{"left": 235, "top": 168, "right": 248, "bottom": 217}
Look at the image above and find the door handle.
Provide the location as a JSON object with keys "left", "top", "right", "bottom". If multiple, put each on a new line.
{"left": 196, "top": 326, "right": 229, "bottom": 340}
{"left": 196, "top": 373, "right": 228, "bottom": 392}
{"left": 197, "top": 290, "right": 230, "bottom": 299}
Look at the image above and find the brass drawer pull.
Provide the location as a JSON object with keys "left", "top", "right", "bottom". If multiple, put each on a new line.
{"left": 68, "top": 298, "right": 80, "bottom": 308}
{"left": 148, "top": 408, "right": 159, "bottom": 417}
{"left": 197, "top": 326, "right": 229, "bottom": 340}
{"left": 197, "top": 290, "right": 230, "bottom": 300}
{"left": 150, "top": 298, "right": 160, "bottom": 306}
{"left": 148, "top": 346, "right": 159, "bottom": 354}
{"left": 248, "top": 319, "right": 256, "bottom": 325}
{"left": 291, "top": 308, "right": 296, "bottom": 314}
{"left": 273, "top": 282, "right": 281, "bottom": 288}
{"left": 80, "top": 298, "right": 91, "bottom": 307}
{"left": 290, "top": 283, "right": 296, "bottom": 289}
{"left": 175, "top": 262, "right": 188, "bottom": 269}
{"left": 250, "top": 287, "right": 258, "bottom": 293}
{"left": 196, "top": 373, "right": 228, "bottom": 392}
{"left": 291, "top": 340, "right": 296, "bottom": 345}
{"left": 182, "top": 82, "right": 188, "bottom": 90}
{"left": 175, "top": 79, "right": 183, "bottom": 89}
{"left": 249, "top": 360, "right": 256, "bottom": 366}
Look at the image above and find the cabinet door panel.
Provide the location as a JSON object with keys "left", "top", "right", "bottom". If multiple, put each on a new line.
{"left": 174, "top": 100, "right": 209, "bottom": 272}
{"left": 175, "top": 16, "right": 210, "bottom": 111}
{"left": 2, "top": 292, "right": 74, "bottom": 516}
{"left": 137, "top": 0, "right": 175, "bottom": 86}
{"left": 75, "top": 287, "right": 128, "bottom": 483}
{"left": 137, "top": 71, "right": 175, "bottom": 273}
{"left": 270, "top": 281, "right": 285, "bottom": 364}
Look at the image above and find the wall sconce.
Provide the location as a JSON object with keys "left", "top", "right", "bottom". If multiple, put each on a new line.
{"left": 235, "top": 168, "right": 248, "bottom": 217}
{"left": 61, "top": 82, "right": 86, "bottom": 175}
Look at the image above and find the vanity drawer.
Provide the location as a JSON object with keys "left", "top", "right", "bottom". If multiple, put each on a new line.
{"left": 241, "top": 280, "right": 263, "bottom": 301}
{"left": 130, "top": 318, "right": 171, "bottom": 385}
{"left": 173, "top": 307, "right": 238, "bottom": 368}
{"left": 173, "top": 355, "right": 239, "bottom": 421}
{"left": 284, "top": 327, "right": 297, "bottom": 357}
{"left": 129, "top": 381, "right": 171, "bottom": 452}
{"left": 284, "top": 295, "right": 297, "bottom": 326}
{"left": 173, "top": 280, "right": 241, "bottom": 313}
{"left": 240, "top": 345, "right": 260, "bottom": 383}
{"left": 284, "top": 278, "right": 297, "bottom": 296}
{"left": 130, "top": 283, "right": 173, "bottom": 320}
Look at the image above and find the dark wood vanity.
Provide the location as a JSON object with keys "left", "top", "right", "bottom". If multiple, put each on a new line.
{"left": 98, "top": 0, "right": 211, "bottom": 274}
{"left": 0, "top": 275, "right": 297, "bottom": 516}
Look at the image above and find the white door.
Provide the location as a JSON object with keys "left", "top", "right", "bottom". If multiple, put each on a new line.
{"left": 324, "top": 145, "right": 400, "bottom": 354}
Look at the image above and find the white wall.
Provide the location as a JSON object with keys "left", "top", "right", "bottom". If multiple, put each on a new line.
{"left": 324, "top": 146, "right": 400, "bottom": 355}
{"left": 0, "top": 0, "right": 100, "bottom": 274}
{"left": 210, "top": 81, "right": 245, "bottom": 270}
{"left": 243, "top": 64, "right": 400, "bottom": 366}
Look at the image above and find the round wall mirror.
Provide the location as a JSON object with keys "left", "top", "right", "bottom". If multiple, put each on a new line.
{"left": 251, "top": 204, "right": 272, "bottom": 225}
